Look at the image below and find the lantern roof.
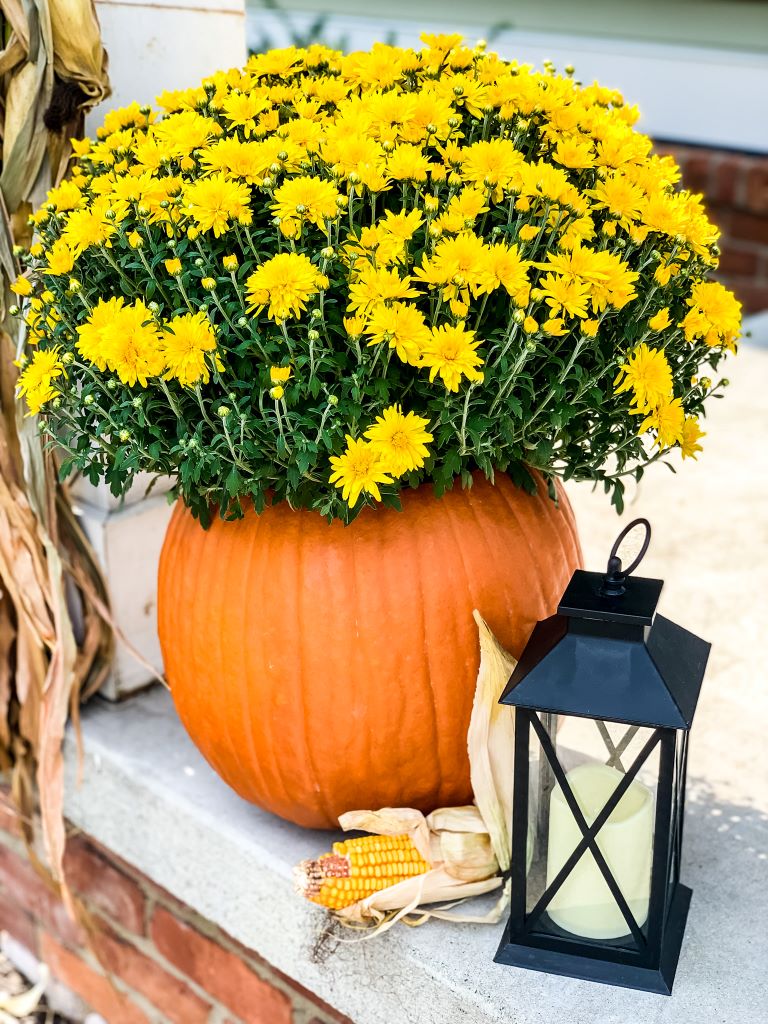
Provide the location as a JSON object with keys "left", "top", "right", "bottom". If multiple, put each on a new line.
{"left": 499, "top": 568, "right": 711, "bottom": 729}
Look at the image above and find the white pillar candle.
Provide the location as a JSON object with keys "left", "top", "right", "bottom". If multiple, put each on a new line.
{"left": 545, "top": 762, "right": 654, "bottom": 940}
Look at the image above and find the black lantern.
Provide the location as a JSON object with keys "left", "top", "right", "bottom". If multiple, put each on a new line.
{"left": 495, "top": 519, "right": 710, "bottom": 995}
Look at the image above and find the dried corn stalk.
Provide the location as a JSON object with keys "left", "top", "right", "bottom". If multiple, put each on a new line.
{"left": 0, "top": 0, "right": 111, "bottom": 897}
{"left": 296, "top": 613, "right": 518, "bottom": 933}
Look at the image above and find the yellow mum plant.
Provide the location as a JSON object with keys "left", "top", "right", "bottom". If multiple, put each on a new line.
{"left": 14, "top": 36, "right": 741, "bottom": 523}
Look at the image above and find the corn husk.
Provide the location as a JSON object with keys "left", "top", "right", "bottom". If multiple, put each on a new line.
{"left": 0, "top": 0, "right": 112, "bottom": 909}
{"left": 301, "top": 612, "right": 517, "bottom": 933}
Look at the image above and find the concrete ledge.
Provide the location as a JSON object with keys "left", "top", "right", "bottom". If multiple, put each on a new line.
{"left": 63, "top": 680, "right": 766, "bottom": 1024}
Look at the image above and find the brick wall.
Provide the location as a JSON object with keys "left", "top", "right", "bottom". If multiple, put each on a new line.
{"left": 0, "top": 790, "right": 353, "bottom": 1024}
{"left": 656, "top": 142, "right": 768, "bottom": 313}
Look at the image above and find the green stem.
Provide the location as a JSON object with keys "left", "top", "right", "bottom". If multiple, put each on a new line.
{"left": 137, "top": 249, "right": 172, "bottom": 305}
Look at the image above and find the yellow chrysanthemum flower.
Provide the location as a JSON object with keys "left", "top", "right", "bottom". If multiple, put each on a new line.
{"left": 11, "top": 276, "right": 32, "bottom": 297}
{"left": 272, "top": 176, "right": 341, "bottom": 235}
{"left": 364, "top": 405, "right": 433, "bottom": 476}
{"left": 16, "top": 348, "right": 65, "bottom": 415}
{"left": 347, "top": 264, "right": 419, "bottom": 316}
{"left": 589, "top": 172, "right": 644, "bottom": 224}
{"left": 648, "top": 307, "right": 672, "bottom": 332}
{"left": 639, "top": 396, "right": 685, "bottom": 449}
{"left": 363, "top": 302, "right": 430, "bottom": 365}
{"left": 60, "top": 206, "right": 116, "bottom": 256}
{"left": 680, "top": 416, "right": 705, "bottom": 459}
{"left": 480, "top": 243, "right": 532, "bottom": 304}
{"left": 680, "top": 281, "right": 741, "bottom": 350}
{"left": 184, "top": 174, "right": 252, "bottom": 237}
{"left": 615, "top": 343, "right": 673, "bottom": 412}
{"left": 413, "top": 232, "right": 487, "bottom": 314}
{"left": 329, "top": 435, "right": 393, "bottom": 506}
{"left": 535, "top": 273, "right": 591, "bottom": 319}
{"left": 269, "top": 365, "right": 292, "bottom": 384}
{"left": 462, "top": 138, "right": 523, "bottom": 191}
{"left": 44, "top": 179, "right": 84, "bottom": 213}
{"left": 245, "top": 252, "right": 328, "bottom": 321}
{"left": 100, "top": 300, "right": 165, "bottom": 386}
{"left": 76, "top": 297, "right": 127, "bottom": 371}
{"left": 553, "top": 137, "right": 595, "bottom": 170}
{"left": 163, "top": 312, "right": 219, "bottom": 387}
{"left": 421, "top": 322, "right": 484, "bottom": 392}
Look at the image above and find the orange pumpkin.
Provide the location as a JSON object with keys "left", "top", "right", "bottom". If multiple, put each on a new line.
{"left": 157, "top": 472, "right": 581, "bottom": 829}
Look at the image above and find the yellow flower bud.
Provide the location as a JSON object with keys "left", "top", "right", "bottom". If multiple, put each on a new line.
{"left": 128, "top": 231, "right": 143, "bottom": 249}
{"left": 11, "top": 276, "right": 32, "bottom": 297}
{"left": 223, "top": 254, "right": 239, "bottom": 271}
{"left": 165, "top": 258, "right": 182, "bottom": 276}
{"left": 202, "top": 277, "right": 216, "bottom": 290}
{"left": 269, "top": 385, "right": 284, "bottom": 400}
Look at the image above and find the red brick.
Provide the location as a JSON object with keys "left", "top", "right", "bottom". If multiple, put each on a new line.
{"left": 681, "top": 155, "right": 712, "bottom": 195}
{"left": 746, "top": 164, "right": 768, "bottom": 215}
{"left": 94, "top": 926, "right": 211, "bottom": 1024}
{"left": 728, "top": 210, "right": 768, "bottom": 245}
{"left": 0, "top": 845, "right": 84, "bottom": 948}
{"left": 724, "top": 279, "right": 768, "bottom": 313}
{"left": 712, "top": 157, "right": 747, "bottom": 207}
{"left": 718, "top": 246, "right": 760, "bottom": 277}
{"left": 151, "top": 907, "right": 292, "bottom": 1024}
{"left": 64, "top": 836, "right": 145, "bottom": 935}
{"left": 40, "top": 932, "right": 150, "bottom": 1024}
{"left": 0, "top": 894, "right": 38, "bottom": 952}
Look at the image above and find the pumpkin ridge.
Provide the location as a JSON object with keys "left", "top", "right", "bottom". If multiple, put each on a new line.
{"left": 434, "top": 480, "right": 486, "bottom": 806}
{"left": 294, "top": 511, "right": 335, "bottom": 826}
{"left": 409, "top": 494, "right": 445, "bottom": 811}
{"left": 212, "top": 518, "right": 252, "bottom": 788}
{"left": 239, "top": 507, "right": 271, "bottom": 805}
{"left": 270, "top": 509, "right": 309, "bottom": 816}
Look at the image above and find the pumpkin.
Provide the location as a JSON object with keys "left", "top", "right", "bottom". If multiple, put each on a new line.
{"left": 157, "top": 472, "right": 580, "bottom": 829}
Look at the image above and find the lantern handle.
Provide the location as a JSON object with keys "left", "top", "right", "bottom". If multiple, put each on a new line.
{"left": 600, "top": 517, "right": 651, "bottom": 596}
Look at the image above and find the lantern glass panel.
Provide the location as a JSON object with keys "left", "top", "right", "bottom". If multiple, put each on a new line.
{"left": 525, "top": 712, "right": 661, "bottom": 948}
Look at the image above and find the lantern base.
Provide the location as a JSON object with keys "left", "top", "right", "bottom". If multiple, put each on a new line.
{"left": 494, "top": 884, "right": 692, "bottom": 995}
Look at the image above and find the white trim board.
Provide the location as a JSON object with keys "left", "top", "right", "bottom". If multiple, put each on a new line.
{"left": 246, "top": 10, "right": 768, "bottom": 153}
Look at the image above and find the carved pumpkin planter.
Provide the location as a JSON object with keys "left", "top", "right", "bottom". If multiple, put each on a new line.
{"left": 157, "top": 472, "right": 581, "bottom": 829}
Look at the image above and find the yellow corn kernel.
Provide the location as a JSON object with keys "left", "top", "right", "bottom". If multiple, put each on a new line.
{"left": 295, "top": 833, "right": 430, "bottom": 909}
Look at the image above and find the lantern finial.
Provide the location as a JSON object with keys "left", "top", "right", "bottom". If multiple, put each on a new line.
{"left": 599, "top": 518, "right": 651, "bottom": 598}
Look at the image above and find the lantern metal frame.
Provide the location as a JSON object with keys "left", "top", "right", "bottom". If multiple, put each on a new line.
{"left": 494, "top": 520, "right": 710, "bottom": 995}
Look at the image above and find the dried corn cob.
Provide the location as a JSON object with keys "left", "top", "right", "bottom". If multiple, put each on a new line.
{"left": 295, "top": 833, "right": 430, "bottom": 910}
